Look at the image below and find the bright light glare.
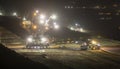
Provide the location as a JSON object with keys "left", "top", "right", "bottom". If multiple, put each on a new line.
{"left": 75, "top": 24, "right": 78, "bottom": 26}
{"left": 34, "top": 13, "right": 37, "bottom": 16}
{"left": 70, "top": 27, "right": 74, "bottom": 30}
{"left": 97, "top": 44, "right": 101, "bottom": 46}
{"left": 51, "top": 15, "right": 57, "bottom": 19}
{"left": 54, "top": 25, "right": 59, "bottom": 29}
{"left": 80, "top": 28, "right": 84, "bottom": 32}
{"left": 0, "top": 12, "right": 3, "bottom": 15}
{"left": 33, "top": 25, "right": 37, "bottom": 29}
{"left": 13, "top": 12, "right": 17, "bottom": 16}
{"left": 75, "top": 41, "right": 78, "bottom": 44}
{"left": 40, "top": 14, "right": 46, "bottom": 19}
{"left": 83, "top": 42, "right": 87, "bottom": 45}
{"left": 92, "top": 40, "right": 97, "bottom": 45}
{"left": 41, "top": 37, "right": 47, "bottom": 43}
{"left": 23, "top": 17, "right": 26, "bottom": 21}
{"left": 34, "top": 46, "right": 37, "bottom": 49}
{"left": 40, "top": 20, "right": 45, "bottom": 24}
{"left": 53, "top": 22, "right": 56, "bottom": 25}
{"left": 27, "top": 37, "right": 33, "bottom": 42}
{"left": 36, "top": 10, "right": 39, "bottom": 13}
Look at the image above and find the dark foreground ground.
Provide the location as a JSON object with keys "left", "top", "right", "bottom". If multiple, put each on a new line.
{"left": 1, "top": 43, "right": 120, "bottom": 69}
{"left": 16, "top": 48, "right": 120, "bottom": 69}
{"left": 0, "top": 44, "right": 48, "bottom": 69}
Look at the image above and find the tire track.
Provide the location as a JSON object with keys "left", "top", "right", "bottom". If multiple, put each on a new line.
{"left": 49, "top": 54, "right": 93, "bottom": 69}
{"left": 19, "top": 49, "right": 120, "bottom": 69}
{"left": 88, "top": 50, "right": 120, "bottom": 65}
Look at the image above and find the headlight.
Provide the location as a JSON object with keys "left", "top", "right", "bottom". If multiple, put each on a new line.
{"left": 27, "top": 37, "right": 33, "bottom": 43}
{"left": 41, "top": 37, "right": 47, "bottom": 42}
{"left": 91, "top": 40, "right": 97, "bottom": 45}
{"left": 34, "top": 46, "right": 37, "bottom": 49}
{"left": 75, "top": 41, "right": 78, "bottom": 44}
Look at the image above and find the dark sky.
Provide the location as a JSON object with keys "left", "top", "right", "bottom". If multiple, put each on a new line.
{"left": 0, "top": 0, "right": 120, "bottom": 40}
{"left": 0, "top": 0, "right": 62, "bottom": 12}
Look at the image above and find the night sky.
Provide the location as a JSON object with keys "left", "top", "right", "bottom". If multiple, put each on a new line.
{"left": 0, "top": 0, "right": 120, "bottom": 40}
